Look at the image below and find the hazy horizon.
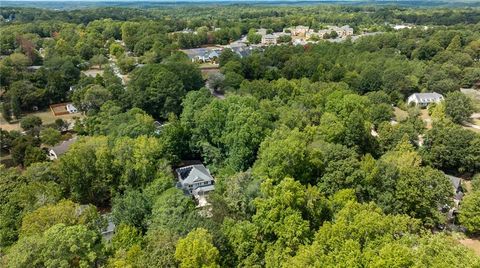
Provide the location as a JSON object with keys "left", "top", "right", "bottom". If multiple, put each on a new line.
{"left": 2, "top": 0, "right": 478, "bottom": 10}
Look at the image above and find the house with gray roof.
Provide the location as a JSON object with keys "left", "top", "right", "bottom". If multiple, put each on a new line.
{"left": 181, "top": 48, "right": 222, "bottom": 63}
{"left": 227, "top": 44, "right": 256, "bottom": 58}
{"left": 442, "top": 175, "right": 464, "bottom": 223}
{"left": 407, "top": 92, "right": 444, "bottom": 107}
{"left": 175, "top": 164, "right": 215, "bottom": 196}
{"left": 100, "top": 214, "right": 116, "bottom": 241}
{"left": 447, "top": 175, "right": 464, "bottom": 205}
{"left": 48, "top": 136, "right": 77, "bottom": 160}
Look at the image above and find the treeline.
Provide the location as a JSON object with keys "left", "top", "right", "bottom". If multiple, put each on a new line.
{"left": 2, "top": 6, "right": 480, "bottom": 27}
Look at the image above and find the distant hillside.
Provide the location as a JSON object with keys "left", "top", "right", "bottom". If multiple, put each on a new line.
{"left": 2, "top": 0, "right": 480, "bottom": 10}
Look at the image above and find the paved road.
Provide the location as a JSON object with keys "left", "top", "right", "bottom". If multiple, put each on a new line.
{"left": 108, "top": 57, "right": 126, "bottom": 86}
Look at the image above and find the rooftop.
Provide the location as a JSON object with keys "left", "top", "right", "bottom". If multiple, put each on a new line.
{"left": 50, "top": 137, "right": 78, "bottom": 156}
{"left": 411, "top": 92, "right": 444, "bottom": 100}
{"left": 176, "top": 164, "right": 214, "bottom": 185}
{"left": 447, "top": 175, "right": 462, "bottom": 191}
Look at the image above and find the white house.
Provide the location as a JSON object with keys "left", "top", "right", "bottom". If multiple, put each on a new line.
{"left": 393, "top": 24, "right": 414, "bottom": 30}
{"left": 407, "top": 92, "right": 444, "bottom": 107}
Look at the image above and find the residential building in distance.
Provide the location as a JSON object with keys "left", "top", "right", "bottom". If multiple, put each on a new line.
{"left": 407, "top": 92, "right": 444, "bottom": 107}
{"left": 392, "top": 24, "right": 415, "bottom": 30}
{"left": 261, "top": 34, "right": 278, "bottom": 45}
{"left": 171, "top": 28, "right": 196, "bottom": 34}
{"left": 256, "top": 28, "right": 268, "bottom": 36}
{"left": 287, "top": 25, "right": 353, "bottom": 41}
{"left": 181, "top": 48, "right": 222, "bottom": 63}
{"left": 288, "top": 25, "right": 310, "bottom": 37}
{"left": 312, "top": 25, "right": 354, "bottom": 39}
{"left": 228, "top": 44, "right": 255, "bottom": 58}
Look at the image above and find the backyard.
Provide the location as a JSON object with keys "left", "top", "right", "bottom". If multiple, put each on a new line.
{"left": 0, "top": 110, "right": 83, "bottom": 132}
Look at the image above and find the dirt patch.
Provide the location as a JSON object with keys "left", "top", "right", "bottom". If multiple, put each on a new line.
{"left": 82, "top": 68, "right": 104, "bottom": 77}
{"left": 199, "top": 63, "right": 219, "bottom": 69}
{"left": 461, "top": 88, "right": 480, "bottom": 111}
{"left": 464, "top": 126, "right": 480, "bottom": 133}
{"left": 0, "top": 120, "right": 20, "bottom": 131}
{"left": 50, "top": 103, "right": 70, "bottom": 116}
{"left": 459, "top": 238, "right": 480, "bottom": 256}
{"left": 419, "top": 109, "right": 432, "bottom": 129}
{"left": 464, "top": 180, "right": 473, "bottom": 193}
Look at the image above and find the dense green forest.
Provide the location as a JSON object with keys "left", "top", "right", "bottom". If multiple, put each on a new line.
{"left": 1, "top": 5, "right": 480, "bottom": 267}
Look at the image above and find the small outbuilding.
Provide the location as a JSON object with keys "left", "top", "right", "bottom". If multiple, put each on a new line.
{"left": 66, "top": 103, "right": 78, "bottom": 113}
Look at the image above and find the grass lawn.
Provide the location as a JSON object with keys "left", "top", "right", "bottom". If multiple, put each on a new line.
{"left": 0, "top": 110, "right": 84, "bottom": 132}
{"left": 201, "top": 68, "right": 220, "bottom": 79}
{"left": 199, "top": 63, "right": 219, "bottom": 69}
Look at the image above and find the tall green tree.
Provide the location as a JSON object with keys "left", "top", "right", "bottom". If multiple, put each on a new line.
{"left": 175, "top": 228, "right": 220, "bottom": 268}
{"left": 57, "top": 136, "right": 113, "bottom": 205}
{"left": 444, "top": 91, "right": 474, "bottom": 124}
{"left": 422, "top": 121, "right": 480, "bottom": 173}
{"left": 40, "top": 127, "right": 62, "bottom": 146}
{"left": 20, "top": 115, "right": 42, "bottom": 135}
{"left": 128, "top": 64, "right": 186, "bottom": 119}
{"left": 459, "top": 191, "right": 480, "bottom": 234}
{"left": 20, "top": 200, "right": 104, "bottom": 237}
{"left": 111, "top": 190, "right": 152, "bottom": 232}
{"left": 4, "top": 224, "right": 102, "bottom": 268}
